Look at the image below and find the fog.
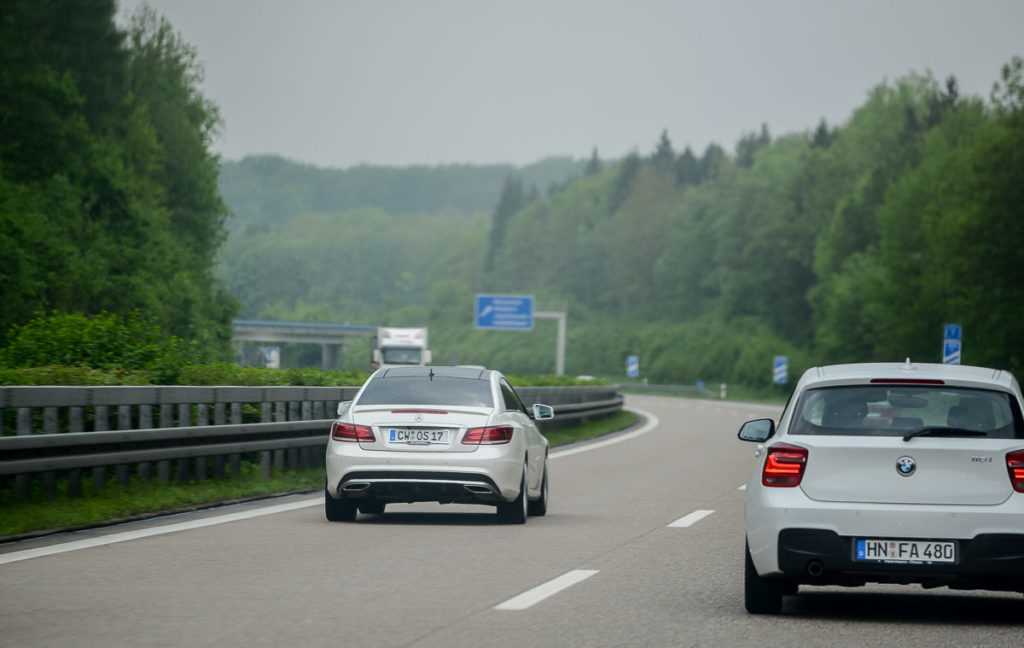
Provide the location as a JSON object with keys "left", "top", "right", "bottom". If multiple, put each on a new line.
{"left": 120, "top": 0, "right": 1024, "bottom": 166}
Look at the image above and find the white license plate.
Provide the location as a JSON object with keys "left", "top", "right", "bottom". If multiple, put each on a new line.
{"left": 854, "top": 538, "right": 957, "bottom": 564}
{"left": 386, "top": 428, "right": 451, "bottom": 446}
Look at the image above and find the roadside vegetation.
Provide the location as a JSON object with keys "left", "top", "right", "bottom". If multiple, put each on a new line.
{"left": 0, "top": 411, "right": 637, "bottom": 538}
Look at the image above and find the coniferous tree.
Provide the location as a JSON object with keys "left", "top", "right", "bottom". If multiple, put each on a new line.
{"left": 585, "top": 148, "right": 603, "bottom": 176}
{"left": 674, "top": 146, "right": 700, "bottom": 186}
{"left": 652, "top": 130, "right": 675, "bottom": 174}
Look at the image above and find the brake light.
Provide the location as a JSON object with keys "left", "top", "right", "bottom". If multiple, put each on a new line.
{"left": 869, "top": 378, "right": 945, "bottom": 385}
{"left": 390, "top": 409, "right": 448, "bottom": 415}
{"left": 762, "top": 443, "right": 809, "bottom": 487}
{"left": 331, "top": 422, "right": 375, "bottom": 443}
{"left": 1008, "top": 450, "right": 1024, "bottom": 493}
{"left": 462, "top": 426, "right": 514, "bottom": 445}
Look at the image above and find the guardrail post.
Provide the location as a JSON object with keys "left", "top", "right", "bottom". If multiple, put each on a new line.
{"left": 288, "top": 401, "right": 299, "bottom": 421}
{"left": 160, "top": 405, "right": 174, "bottom": 428}
{"left": 43, "top": 407, "right": 58, "bottom": 434}
{"left": 194, "top": 456, "right": 207, "bottom": 481}
{"left": 313, "top": 401, "right": 324, "bottom": 419}
{"left": 138, "top": 462, "right": 151, "bottom": 482}
{"left": 274, "top": 402, "right": 286, "bottom": 423}
{"left": 117, "top": 405, "right": 132, "bottom": 430}
{"left": 197, "top": 404, "right": 209, "bottom": 427}
{"left": 157, "top": 460, "right": 170, "bottom": 484}
{"left": 273, "top": 449, "right": 285, "bottom": 473}
{"left": 16, "top": 408, "right": 31, "bottom": 435}
{"left": 260, "top": 451, "right": 271, "bottom": 479}
{"left": 14, "top": 474, "right": 29, "bottom": 499}
{"left": 260, "top": 403, "right": 271, "bottom": 422}
{"left": 229, "top": 453, "right": 241, "bottom": 478}
{"left": 139, "top": 405, "right": 153, "bottom": 429}
{"left": 116, "top": 464, "right": 130, "bottom": 487}
{"left": 214, "top": 403, "right": 226, "bottom": 425}
{"left": 42, "top": 471, "right": 56, "bottom": 499}
{"left": 213, "top": 455, "right": 225, "bottom": 479}
{"left": 69, "top": 407, "right": 83, "bottom": 432}
{"left": 175, "top": 458, "right": 189, "bottom": 482}
{"left": 94, "top": 405, "right": 109, "bottom": 431}
{"left": 177, "top": 403, "right": 190, "bottom": 427}
{"left": 301, "top": 401, "right": 312, "bottom": 420}
{"left": 92, "top": 466, "right": 106, "bottom": 492}
{"left": 231, "top": 403, "right": 242, "bottom": 425}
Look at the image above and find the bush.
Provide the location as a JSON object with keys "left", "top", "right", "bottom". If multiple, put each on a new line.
{"left": 0, "top": 312, "right": 203, "bottom": 382}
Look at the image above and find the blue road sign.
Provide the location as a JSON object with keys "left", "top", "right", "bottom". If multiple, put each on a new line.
{"left": 943, "top": 323, "right": 962, "bottom": 365}
{"left": 474, "top": 294, "right": 534, "bottom": 331}
{"left": 773, "top": 355, "right": 789, "bottom": 385}
{"left": 626, "top": 355, "right": 640, "bottom": 378}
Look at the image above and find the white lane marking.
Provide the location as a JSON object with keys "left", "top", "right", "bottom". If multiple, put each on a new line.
{"left": 738, "top": 484, "right": 747, "bottom": 491}
{"left": 495, "top": 569, "right": 599, "bottom": 611}
{"left": 550, "top": 407, "right": 659, "bottom": 460}
{"left": 0, "top": 497, "right": 323, "bottom": 567}
{"left": 668, "top": 509, "right": 715, "bottom": 528}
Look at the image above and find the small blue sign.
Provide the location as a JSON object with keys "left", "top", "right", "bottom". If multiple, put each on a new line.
{"left": 773, "top": 356, "right": 789, "bottom": 385}
{"left": 626, "top": 355, "right": 640, "bottom": 378}
{"left": 474, "top": 294, "right": 534, "bottom": 331}
{"left": 942, "top": 323, "right": 962, "bottom": 365}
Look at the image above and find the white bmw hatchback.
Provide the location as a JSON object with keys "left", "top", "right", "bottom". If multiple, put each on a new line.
{"left": 325, "top": 366, "right": 553, "bottom": 523}
{"left": 739, "top": 362, "right": 1024, "bottom": 614}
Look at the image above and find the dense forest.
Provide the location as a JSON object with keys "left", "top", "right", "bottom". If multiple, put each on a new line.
{"left": 221, "top": 61, "right": 1024, "bottom": 385}
{"left": 0, "top": 1, "right": 233, "bottom": 355}
{"left": 2, "top": 1, "right": 1021, "bottom": 388}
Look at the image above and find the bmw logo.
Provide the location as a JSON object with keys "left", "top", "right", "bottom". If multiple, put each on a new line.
{"left": 896, "top": 456, "right": 916, "bottom": 477}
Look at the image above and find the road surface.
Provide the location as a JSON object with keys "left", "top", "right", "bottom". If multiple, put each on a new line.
{"left": 1, "top": 395, "right": 1020, "bottom": 647}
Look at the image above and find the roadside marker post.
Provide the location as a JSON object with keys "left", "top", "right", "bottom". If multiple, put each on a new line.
{"left": 773, "top": 356, "right": 788, "bottom": 385}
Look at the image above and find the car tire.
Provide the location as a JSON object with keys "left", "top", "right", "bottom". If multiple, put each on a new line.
{"left": 325, "top": 490, "right": 357, "bottom": 522}
{"left": 359, "top": 501, "right": 385, "bottom": 515}
{"left": 745, "top": 541, "right": 784, "bottom": 614}
{"left": 527, "top": 463, "right": 548, "bottom": 517}
{"left": 497, "top": 469, "right": 528, "bottom": 524}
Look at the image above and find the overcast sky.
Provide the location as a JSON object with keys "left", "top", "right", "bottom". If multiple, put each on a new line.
{"left": 119, "top": 0, "right": 1023, "bottom": 168}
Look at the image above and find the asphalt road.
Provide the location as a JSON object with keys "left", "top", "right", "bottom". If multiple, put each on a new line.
{"left": 1, "top": 395, "right": 1021, "bottom": 647}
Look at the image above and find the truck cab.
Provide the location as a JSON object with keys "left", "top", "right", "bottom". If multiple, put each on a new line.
{"left": 372, "top": 327, "right": 432, "bottom": 369}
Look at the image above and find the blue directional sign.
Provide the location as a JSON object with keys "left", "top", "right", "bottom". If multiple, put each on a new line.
{"left": 626, "top": 355, "right": 640, "bottom": 378}
{"left": 474, "top": 294, "right": 534, "bottom": 331}
{"left": 773, "top": 355, "right": 789, "bottom": 385}
{"left": 943, "top": 323, "right": 962, "bottom": 365}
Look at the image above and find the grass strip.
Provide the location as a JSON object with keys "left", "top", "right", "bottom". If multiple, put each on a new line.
{"left": 0, "top": 411, "right": 639, "bottom": 538}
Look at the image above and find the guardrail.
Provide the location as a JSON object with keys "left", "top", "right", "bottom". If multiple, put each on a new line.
{"left": 0, "top": 385, "right": 622, "bottom": 500}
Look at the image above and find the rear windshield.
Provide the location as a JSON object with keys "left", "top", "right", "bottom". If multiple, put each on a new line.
{"left": 790, "top": 385, "right": 1023, "bottom": 439}
{"left": 356, "top": 376, "right": 493, "bottom": 407}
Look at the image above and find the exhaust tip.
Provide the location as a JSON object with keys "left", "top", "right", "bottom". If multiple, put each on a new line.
{"left": 464, "top": 484, "right": 494, "bottom": 495}
{"left": 341, "top": 482, "right": 371, "bottom": 492}
{"left": 806, "top": 560, "right": 824, "bottom": 578}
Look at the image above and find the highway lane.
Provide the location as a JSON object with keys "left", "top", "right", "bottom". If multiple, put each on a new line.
{"left": 1, "top": 395, "right": 1021, "bottom": 647}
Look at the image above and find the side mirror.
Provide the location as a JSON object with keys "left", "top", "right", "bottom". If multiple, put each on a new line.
{"left": 738, "top": 418, "right": 775, "bottom": 443}
{"left": 532, "top": 403, "right": 555, "bottom": 421}
{"left": 336, "top": 401, "right": 352, "bottom": 417}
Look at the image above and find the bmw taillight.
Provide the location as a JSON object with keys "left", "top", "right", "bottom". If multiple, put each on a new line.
{"left": 1007, "top": 450, "right": 1024, "bottom": 493}
{"left": 462, "top": 426, "right": 514, "bottom": 445}
{"left": 331, "top": 422, "right": 375, "bottom": 443}
{"left": 762, "top": 443, "right": 809, "bottom": 487}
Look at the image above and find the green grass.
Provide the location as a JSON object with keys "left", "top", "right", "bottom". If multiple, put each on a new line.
{"left": 0, "top": 412, "right": 639, "bottom": 539}
{"left": 0, "top": 463, "right": 325, "bottom": 538}
{"left": 544, "top": 410, "right": 639, "bottom": 447}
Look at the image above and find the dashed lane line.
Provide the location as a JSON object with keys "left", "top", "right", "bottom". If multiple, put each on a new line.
{"left": 494, "top": 569, "right": 600, "bottom": 611}
{"left": 668, "top": 509, "right": 716, "bottom": 528}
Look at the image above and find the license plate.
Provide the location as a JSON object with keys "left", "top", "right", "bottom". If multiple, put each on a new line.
{"left": 854, "top": 538, "right": 957, "bottom": 564}
{"left": 386, "top": 428, "right": 452, "bottom": 446}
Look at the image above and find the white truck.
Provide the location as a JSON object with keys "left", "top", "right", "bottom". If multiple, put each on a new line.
{"left": 371, "top": 327, "right": 432, "bottom": 369}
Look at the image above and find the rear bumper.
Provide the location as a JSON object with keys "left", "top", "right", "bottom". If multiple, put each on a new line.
{"left": 746, "top": 485, "right": 1024, "bottom": 581}
{"left": 777, "top": 529, "right": 1024, "bottom": 591}
{"left": 325, "top": 440, "right": 523, "bottom": 503}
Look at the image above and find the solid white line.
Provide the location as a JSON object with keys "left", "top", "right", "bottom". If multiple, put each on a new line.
{"left": 668, "top": 509, "right": 715, "bottom": 528}
{"left": 0, "top": 497, "right": 323, "bottom": 567}
{"left": 494, "top": 569, "right": 599, "bottom": 611}
{"left": 738, "top": 484, "right": 747, "bottom": 491}
{"left": 549, "top": 407, "right": 659, "bottom": 460}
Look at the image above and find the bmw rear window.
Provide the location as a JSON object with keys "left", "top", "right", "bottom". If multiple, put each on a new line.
{"left": 790, "top": 386, "right": 1023, "bottom": 438}
{"left": 356, "top": 376, "right": 494, "bottom": 407}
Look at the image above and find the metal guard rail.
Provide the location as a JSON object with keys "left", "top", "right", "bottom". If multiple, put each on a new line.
{"left": 0, "top": 385, "right": 623, "bottom": 497}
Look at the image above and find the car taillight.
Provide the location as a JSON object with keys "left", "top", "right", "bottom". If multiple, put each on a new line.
{"left": 462, "top": 426, "right": 514, "bottom": 445}
{"left": 762, "top": 443, "right": 809, "bottom": 487}
{"left": 1007, "top": 450, "right": 1024, "bottom": 493}
{"left": 331, "top": 422, "right": 375, "bottom": 443}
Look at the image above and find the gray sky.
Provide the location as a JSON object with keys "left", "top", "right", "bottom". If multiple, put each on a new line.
{"left": 120, "top": 0, "right": 1023, "bottom": 167}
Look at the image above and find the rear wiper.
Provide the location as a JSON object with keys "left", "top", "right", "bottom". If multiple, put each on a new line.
{"left": 902, "top": 427, "right": 988, "bottom": 442}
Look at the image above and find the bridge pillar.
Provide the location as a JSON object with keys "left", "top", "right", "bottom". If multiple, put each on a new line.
{"left": 321, "top": 343, "right": 340, "bottom": 370}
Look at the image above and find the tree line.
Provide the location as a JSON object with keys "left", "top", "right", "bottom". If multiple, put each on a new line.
{"left": 0, "top": 1, "right": 233, "bottom": 354}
